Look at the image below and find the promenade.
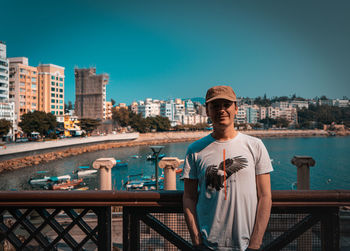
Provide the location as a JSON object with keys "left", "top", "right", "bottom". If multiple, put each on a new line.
{"left": 0, "top": 133, "right": 139, "bottom": 157}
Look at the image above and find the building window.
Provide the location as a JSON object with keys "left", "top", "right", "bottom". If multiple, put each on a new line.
{"left": 51, "top": 105, "right": 55, "bottom": 109}
{"left": 51, "top": 94, "right": 55, "bottom": 97}
{"left": 60, "top": 111, "right": 63, "bottom": 115}
{"left": 59, "top": 94, "right": 63, "bottom": 98}
{"left": 51, "top": 76, "right": 55, "bottom": 80}
{"left": 56, "top": 77, "right": 58, "bottom": 80}
{"left": 51, "top": 87, "right": 55, "bottom": 91}
{"left": 51, "top": 99, "right": 55, "bottom": 103}
{"left": 20, "top": 82, "right": 25, "bottom": 87}
{"left": 51, "top": 111, "right": 55, "bottom": 114}
{"left": 31, "top": 77, "right": 36, "bottom": 82}
{"left": 59, "top": 89, "right": 63, "bottom": 93}
{"left": 51, "top": 82, "right": 55, "bottom": 86}
{"left": 59, "top": 77, "right": 63, "bottom": 81}
{"left": 59, "top": 100, "right": 63, "bottom": 104}
{"left": 59, "top": 106, "right": 63, "bottom": 109}
{"left": 59, "top": 83, "right": 63, "bottom": 87}
{"left": 31, "top": 84, "right": 36, "bottom": 89}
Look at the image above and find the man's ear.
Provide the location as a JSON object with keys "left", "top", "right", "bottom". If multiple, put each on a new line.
{"left": 205, "top": 104, "right": 209, "bottom": 116}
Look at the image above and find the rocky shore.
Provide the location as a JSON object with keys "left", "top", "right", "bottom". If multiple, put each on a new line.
{"left": 0, "top": 129, "right": 346, "bottom": 173}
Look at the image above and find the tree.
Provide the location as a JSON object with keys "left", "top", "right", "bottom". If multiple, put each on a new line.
{"left": 19, "top": 111, "right": 57, "bottom": 137}
{"left": 111, "top": 98, "right": 116, "bottom": 106}
{"left": 78, "top": 118, "right": 101, "bottom": 135}
{"left": 275, "top": 117, "right": 290, "bottom": 128}
{"left": 146, "top": 116, "right": 171, "bottom": 132}
{"left": 68, "top": 101, "right": 73, "bottom": 110}
{"left": 0, "top": 119, "right": 12, "bottom": 138}
{"left": 112, "top": 107, "right": 130, "bottom": 127}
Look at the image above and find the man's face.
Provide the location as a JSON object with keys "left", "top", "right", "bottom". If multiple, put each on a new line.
{"left": 206, "top": 99, "right": 238, "bottom": 127}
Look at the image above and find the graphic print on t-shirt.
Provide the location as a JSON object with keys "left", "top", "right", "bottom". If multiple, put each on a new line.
{"left": 205, "top": 156, "right": 248, "bottom": 191}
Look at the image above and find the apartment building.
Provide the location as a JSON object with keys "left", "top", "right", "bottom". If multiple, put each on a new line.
{"left": 138, "top": 98, "right": 160, "bottom": 118}
{"left": 75, "top": 68, "right": 109, "bottom": 120}
{"left": 8, "top": 57, "right": 38, "bottom": 124}
{"left": 105, "top": 101, "right": 113, "bottom": 119}
{"left": 0, "top": 42, "right": 16, "bottom": 137}
{"left": 37, "top": 64, "right": 65, "bottom": 122}
{"left": 130, "top": 101, "right": 138, "bottom": 114}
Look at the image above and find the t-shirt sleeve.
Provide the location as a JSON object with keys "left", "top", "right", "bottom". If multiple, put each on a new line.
{"left": 255, "top": 139, "right": 274, "bottom": 175}
{"left": 182, "top": 150, "right": 198, "bottom": 179}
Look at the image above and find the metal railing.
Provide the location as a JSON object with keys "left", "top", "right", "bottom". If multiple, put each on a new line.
{"left": 1, "top": 190, "right": 350, "bottom": 250}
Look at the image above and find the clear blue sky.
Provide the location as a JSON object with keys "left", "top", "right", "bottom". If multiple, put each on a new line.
{"left": 2, "top": 0, "right": 350, "bottom": 104}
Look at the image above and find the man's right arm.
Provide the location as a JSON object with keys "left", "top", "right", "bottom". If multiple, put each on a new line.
{"left": 183, "top": 178, "right": 202, "bottom": 246}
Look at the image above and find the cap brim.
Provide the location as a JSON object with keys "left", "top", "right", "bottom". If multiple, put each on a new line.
{"left": 206, "top": 95, "right": 236, "bottom": 103}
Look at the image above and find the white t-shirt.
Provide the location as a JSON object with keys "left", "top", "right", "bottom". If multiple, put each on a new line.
{"left": 183, "top": 132, "right": 273, "bottom": 251}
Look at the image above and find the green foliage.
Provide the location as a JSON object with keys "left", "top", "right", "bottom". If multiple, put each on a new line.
{"left": 146, "top": 116, "right": 171, "bottom": 132}
{"left": 111, "top": 98, "right": 116, "bottom": 106}
{"left": 19, "top": 111, "right": 57, "bottom": 137}
{"left": 297, "top": 105, "right": 350, "bottom": 128}
{"left": 112, "top": 108, "right": 171, "bottom": 132}
{"left": 0, "top": 119, "right": 12, "bottom": 137}
{"left": 112, "top": 107, "right": 130, "bottom": 127}
{"left": 275, "top": 117, "right": 290, "bottom": 128}
{"left": 254, "top": 96, "right": 271, "bottom": 107}
{"left": 78, "top": 118, "right": 101, "bottom": 134}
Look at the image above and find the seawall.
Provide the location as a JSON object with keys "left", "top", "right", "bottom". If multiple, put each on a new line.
{"left": 0, "top": 129, "right": 335, "bottom": 173}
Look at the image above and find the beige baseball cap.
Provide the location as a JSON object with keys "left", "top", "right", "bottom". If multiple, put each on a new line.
{"left": 205, "top": 85, "right": 237, "bottom": 103}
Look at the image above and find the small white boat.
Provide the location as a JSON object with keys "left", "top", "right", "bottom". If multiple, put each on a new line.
{"left": 29, "top": 175, "right": 71, "bottom": 185}
{"left": 76, "top": 169, "right": 97, "bottom": 177}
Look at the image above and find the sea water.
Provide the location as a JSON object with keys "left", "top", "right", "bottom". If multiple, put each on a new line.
{"left": 0, "top": 136, "right": 349, "bottom": 191}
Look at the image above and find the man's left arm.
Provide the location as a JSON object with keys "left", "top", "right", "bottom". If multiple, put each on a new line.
{"left": 247, "top": 173, "right": 272, "bottom": 250}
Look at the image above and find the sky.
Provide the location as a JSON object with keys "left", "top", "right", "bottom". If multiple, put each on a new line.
{"left": 2, "top": 0, "right": 350, "bottom": 104}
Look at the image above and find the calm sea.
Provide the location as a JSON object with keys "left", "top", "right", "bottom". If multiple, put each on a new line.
{"left": 0, "top": 136, "right": 349, "bottom": 191}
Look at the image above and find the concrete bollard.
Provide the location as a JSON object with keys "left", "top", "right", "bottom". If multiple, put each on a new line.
{"left": 159, "top": 157, "right": 184, "bottom": 190}
{"left": 93, "top": 158, "right": 116, "bottom": 190}
{"left": 159, "top": 157, "right": 184, "bottom": 250}
{"left": 291, "top": 156, "right": 316, "bottom": 190}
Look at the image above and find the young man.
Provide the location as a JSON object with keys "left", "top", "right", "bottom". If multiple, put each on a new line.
{"left": 182, "top": 85, "right": 273, "bottom": 251}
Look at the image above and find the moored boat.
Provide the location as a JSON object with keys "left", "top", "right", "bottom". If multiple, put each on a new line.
{"left": 29, "top": 175, "right": 71, "bottom": 186}
{"left": 49, "top": 178, "right": 84, "bottom": 190}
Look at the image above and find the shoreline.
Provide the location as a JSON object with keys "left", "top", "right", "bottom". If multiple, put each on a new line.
{"left": 0, "top": 129, "right": 347, "bottom": 173}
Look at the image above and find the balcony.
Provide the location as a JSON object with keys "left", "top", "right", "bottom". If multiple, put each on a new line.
{"left": 0, "top": 190, "right": 349, "bottom": 250}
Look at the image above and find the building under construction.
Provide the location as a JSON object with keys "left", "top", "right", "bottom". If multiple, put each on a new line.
{"left": 74, "top": 68, "right": 109, "bottom": 120}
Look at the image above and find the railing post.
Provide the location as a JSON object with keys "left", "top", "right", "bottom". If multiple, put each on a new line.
{"left": 97, "top": 206, "right": 112, "bottom": 251}
{"left": 123, "top": 207, "right": 140, "bottom": 251}
{"left": 93, "top": 158, "right": 116, "bottom": 190}
{"left": 321, "top": 207, "right": 340, "bottom": 251}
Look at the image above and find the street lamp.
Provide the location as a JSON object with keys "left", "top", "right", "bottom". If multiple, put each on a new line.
{"left": 149, "top": 145, "right": 164, "bottom": 190}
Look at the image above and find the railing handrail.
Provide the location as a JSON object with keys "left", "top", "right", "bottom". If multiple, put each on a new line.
{"left": 1, "top": 190, "right": 350, "bottom": 207}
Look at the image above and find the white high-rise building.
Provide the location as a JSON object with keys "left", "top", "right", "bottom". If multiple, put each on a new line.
{"left": 0, "top": 41, "right": 9, "bottom": 102}
{"left": 0, "top": 41, "right": 15, "bottom": 140}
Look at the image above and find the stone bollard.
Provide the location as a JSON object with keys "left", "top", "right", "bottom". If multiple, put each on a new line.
{"left": 291, "top": 156, "right": 315, "bottom": 251}
{"left": 291, "top": 156, "right": 316, "bottom": 190}
{"left": 93, "top": 158, "right": 116, "bottom": 190}
{"left": 159, "top": 157, "right": 184, "bottom": 190}
{"left": 158, "top": 157, "right": 184, "bottom": 250}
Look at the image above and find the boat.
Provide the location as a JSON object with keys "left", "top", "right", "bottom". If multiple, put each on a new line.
{"left": 29, "top": 175, "right": 71, "bottom": 186}
{"left": 175, "top": 168, "right": 183, "bottom": 174}
{"left": 115, "top": 160, "right": 128, "bottom": 168}
{"left": 75, "top": 169, "right": 97, "bottom": 177}
{"left": 130, "top": 155, "right": 142, "bottom": 159}
{"left": 146, "top": 153, "right": 166, "bottom": 161}
{"left": 49, "top": 178, "right": 84, "bottom": 190}
{"left": 124, "top": 173, "right": 164, "bottom": 190}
